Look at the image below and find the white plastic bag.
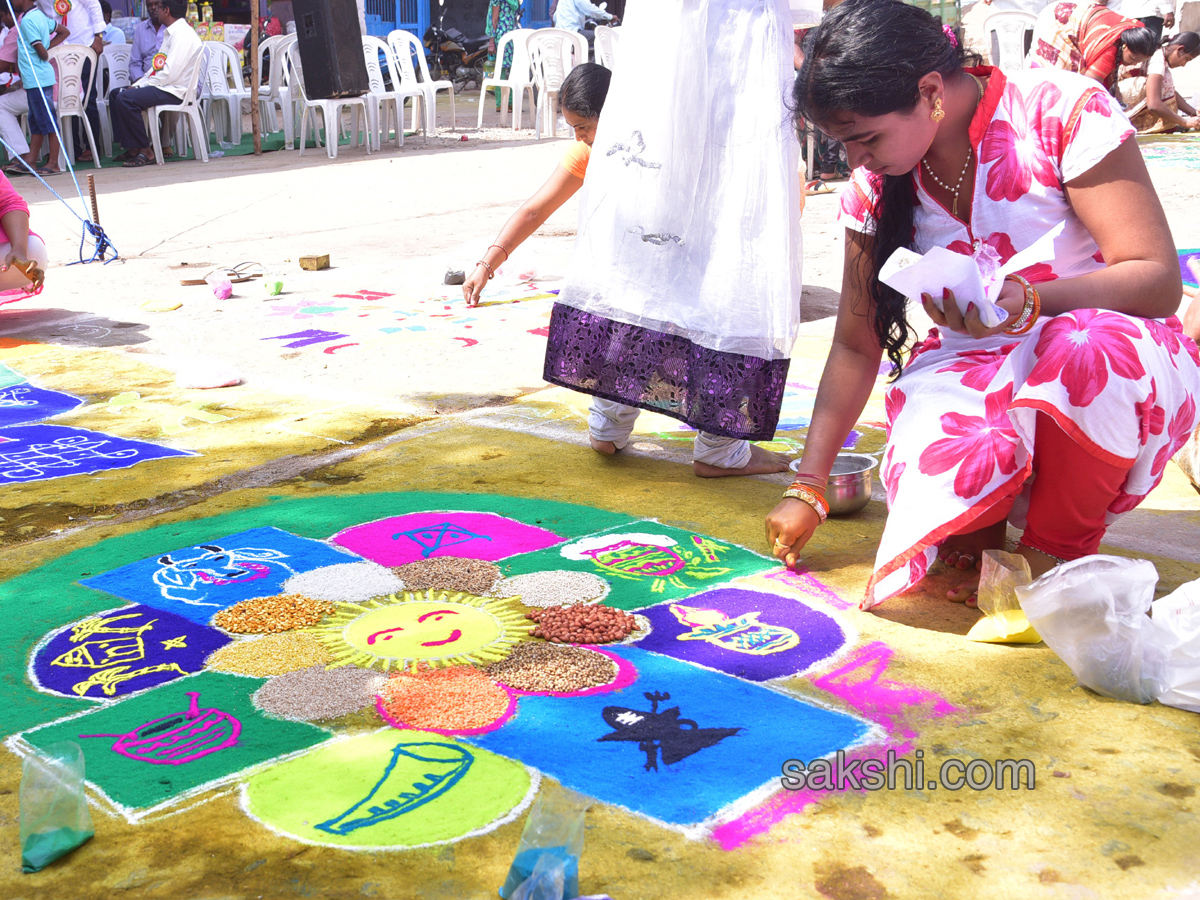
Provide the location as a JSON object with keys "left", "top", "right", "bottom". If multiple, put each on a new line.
{"left": 1016, "top": 556, "right": 1166, "bottom": 704}
{"left": 1147, "top": 579, "right": 1200, "bottom": 712}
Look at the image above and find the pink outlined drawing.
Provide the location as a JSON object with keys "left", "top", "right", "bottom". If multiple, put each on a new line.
{"left": 80, "top": 691, "right": 241, "bottom": 765}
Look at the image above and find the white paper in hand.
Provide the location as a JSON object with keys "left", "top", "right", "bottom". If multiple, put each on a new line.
{"left": 879, "top": 223, "right": 1066, "bottom": 330}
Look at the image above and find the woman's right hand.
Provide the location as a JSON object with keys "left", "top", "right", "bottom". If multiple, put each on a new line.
{"left": 463, "top": 263, "right": 489, "bottom": 308}
{"left": 765, "top": 498, "right": 822, "bottom": 569}
{"left": 1186, "top": 116, "right": 1200, "bottom": 130}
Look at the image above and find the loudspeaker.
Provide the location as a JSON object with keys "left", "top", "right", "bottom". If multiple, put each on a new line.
{"left": 291, "top": 0, "right": 369, "bottom": 99}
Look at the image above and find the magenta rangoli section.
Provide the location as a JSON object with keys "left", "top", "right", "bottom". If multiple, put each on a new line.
{"left": 331, "top": 512, "right": 564, "bottom": 566}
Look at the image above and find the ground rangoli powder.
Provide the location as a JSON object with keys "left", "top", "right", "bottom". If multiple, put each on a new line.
{"left": 376, "top": 665, "right": 510, "bottom": 731}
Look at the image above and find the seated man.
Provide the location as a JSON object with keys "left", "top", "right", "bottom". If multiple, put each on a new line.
{"left": 101, "top": 1, "right": 126, "bottom": 44}
{"left": 129, "top": 0, "right": 165, "bottom": 80}
{"left": 109, "top": 0, "right": 201, "bottom": 167}
{"left": 0, "top": 7, "right": 30, "bottom": 176}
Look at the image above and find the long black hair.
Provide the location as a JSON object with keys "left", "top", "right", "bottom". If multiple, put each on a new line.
{"left": 560, "top": 63, "right": 612, "bottom": 119}
{"left": 794, "top": 0, "right": 979, "bottom": 376}
{"left": 1118, "top": 25, "right": 1158, "bottom": 62}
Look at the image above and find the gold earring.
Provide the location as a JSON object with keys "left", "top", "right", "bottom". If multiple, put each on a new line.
{"left": 931, "top": 98, "right": 945, "bottom": 123}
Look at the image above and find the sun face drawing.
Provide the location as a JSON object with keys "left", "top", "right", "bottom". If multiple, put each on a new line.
{"left": 310, "top": 590, "right": 532, "bottom": 673}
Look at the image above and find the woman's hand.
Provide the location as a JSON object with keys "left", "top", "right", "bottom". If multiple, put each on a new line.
{"left": 463, "top": 263, "right": 489, "bottom": 308}
{"left": 765, "top": 498, "right": 822, "bottom": 569}
{"left": 1186, "top": 116, "right": 1200, "bottom": 130}
{"left": 3, "top": 253, "right": 43, "bottom": 293}
{"left": 920, "top": 281, "right": 1023, "bottom": 339}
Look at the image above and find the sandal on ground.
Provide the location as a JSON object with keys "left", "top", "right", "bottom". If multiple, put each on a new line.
{"left": 113, "top": 149, "right": 136, "bottom": 162}
{"left": 35, "top": 167, "right": 61, "bottom": 176}
{"left": 230, "top": 261, "right": 264, "bottom": 278}
{"left": 77, "top": 150, "right": 94, "bottom": 162}
{"left": 2, "top": 162, "right": 28, "bottom": 176}
{"left": 179, "top": 266, "right": 254, "bottom": 286}
{"left": 804, "top": 179, "right": 834, "bottom": 196}
{"left": 123, "top": 152, "right": 154, "bottom": 168}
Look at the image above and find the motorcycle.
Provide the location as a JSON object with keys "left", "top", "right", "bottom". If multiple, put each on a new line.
{"left": 422, "top": 24, "right": 491, "bottom": 94}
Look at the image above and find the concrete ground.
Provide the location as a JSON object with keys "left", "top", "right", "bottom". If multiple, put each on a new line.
{"left": 0, "top": 92, "right": 1198, "bottom": 899}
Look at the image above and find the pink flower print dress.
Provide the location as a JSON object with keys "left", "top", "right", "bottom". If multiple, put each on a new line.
{"left": 838, "top": 66, "right": 1200, "bottom": 608}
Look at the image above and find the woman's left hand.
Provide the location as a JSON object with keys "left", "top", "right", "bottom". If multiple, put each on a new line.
{"left": 921, "top": 281, "right": 1022, "bottom": 339}
{"left": 3, "top": 253, "right": 43, "bottom": 293}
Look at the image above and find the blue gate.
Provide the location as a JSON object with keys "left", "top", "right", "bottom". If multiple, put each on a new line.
{"left": 364, "top": 0, "right": 430, "bottom": 39}
{"left": 521, "top": 0, "right": 552, "bottom": 29}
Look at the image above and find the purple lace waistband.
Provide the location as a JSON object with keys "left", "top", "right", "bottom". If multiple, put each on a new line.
{"left": 542, "top": 303, "right": 789, "bottom": 441}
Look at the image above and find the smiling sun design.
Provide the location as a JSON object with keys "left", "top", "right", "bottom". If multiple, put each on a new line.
{"left": 310, "top": 590, "right": 532, "bottom": 672}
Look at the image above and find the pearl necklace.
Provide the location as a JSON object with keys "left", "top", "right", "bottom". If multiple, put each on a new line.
{"left": 922, "top": 147, "right": 972, "bottom": 218}
{"left": 921, "top": 74, "right": 984, "bottom": 218}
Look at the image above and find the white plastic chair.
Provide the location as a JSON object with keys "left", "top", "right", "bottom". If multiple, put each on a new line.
{"left": 527, "top": 29, "right": 586, "bottom": 140}
{"left": 387, "top": 29, "right": 455, "bottom": 135}
{"left": 477, "top": 28, "right": 535, "bottom": 130}
{"left": 260, "top": 34, "right": 296, "bottom": 146}
{"left": 984, "top": 10, "right": 1037, "bottom": 73}
{"left": 202, "top": 41, "right": 250, "bottom": 146}
{"left": 148, "top": 49, "right": 210, "bottom": 164}
{"left": 286, "top": 42, "right": 370, "bottom": 159}
{"left": 593, "top": 25, "right": 618, "bottom": 70}
{"left": 98, "top": 43, "right": 131, "bottom": 157}
{"left": 362, "top": 35, "right": 422, "bottom": 150}
{"left": 48, "top": 44, "right": 103, "bottom": 167}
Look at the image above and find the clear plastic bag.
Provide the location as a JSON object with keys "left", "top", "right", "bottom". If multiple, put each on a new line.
{"left": 967, "top": 550, "right": 1041, "bottom": 644}
{"left": 1016, "top": 556, "right": 1166, "bottom": 704}
{"left": 511, "top": 853, "right": 567, "bottom": 900}
{"left": 20, "top": 741, "right": 94, "bottom": 873}
{"left": 499, "top": 786, "right": 589, "bottom": 900}
{"left": 1148, "top": 578, "right": 1200, "bottom": 713}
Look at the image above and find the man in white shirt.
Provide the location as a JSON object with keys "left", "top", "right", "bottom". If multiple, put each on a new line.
{"left": 552, "top": 0, "right": 618, "bottom": 36}
{"left": 1106, "top": 0, "right": 1175, "bottom": 41}
{"left": 108, "top": 0, "right": 201, "bottom": 166}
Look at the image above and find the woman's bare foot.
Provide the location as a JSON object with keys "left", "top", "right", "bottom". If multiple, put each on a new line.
{"left": 939, "top": 520, "right": 1007, "bottom": 606}
{"left": 694, "top": 443, "right": 791, "bottom": 478}
{"left": 590, "top": 436, "right": 619, "bottom": 456}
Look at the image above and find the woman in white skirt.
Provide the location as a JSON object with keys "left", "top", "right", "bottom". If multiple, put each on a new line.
{"left": 543, "top": 0, "right": 806, "bottom": 476}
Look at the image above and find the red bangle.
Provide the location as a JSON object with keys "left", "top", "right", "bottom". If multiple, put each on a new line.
{"left": 488, "top": 244, "right": 510, "bottom": 263}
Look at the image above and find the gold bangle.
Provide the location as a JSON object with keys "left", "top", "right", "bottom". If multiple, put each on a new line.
{"left": 476, "top": 259, "right": 495, "bottom": 280}
{"left": 783, "top": 484, "right": 829, "bottom": 523}
{"left": 1002, "top": 274, "right": 1040, "bottom": 335}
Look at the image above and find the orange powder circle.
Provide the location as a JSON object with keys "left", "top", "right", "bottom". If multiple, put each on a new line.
{"left": 376, "top": 666, "right": 511, "bottom": 732}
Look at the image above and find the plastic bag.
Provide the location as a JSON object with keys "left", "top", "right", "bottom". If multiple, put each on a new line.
{"left": 1016, "top": 556, "right": 1166, "bottom": 704}
{"left": 1147, "top": 578, "right": 1200, "bottom": 712}
{"left": 967, "top": 550, "right": 1041, "bottom": 644}
{"left": 511, "top": 853, "right": 567, "bottom": 900}
{"left": 499, "top": 786, "right": 589, "bottom": 900}
{"left": 20, "top": 742, "right": 94, "bottom": 873}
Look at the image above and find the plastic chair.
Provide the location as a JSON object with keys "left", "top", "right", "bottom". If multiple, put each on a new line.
{"left": 47, "top": 44, "right": 103, "bottom": 167}
{"left": 148, "top": 50, "right": 210, "bottom": 164}
{"left": 261, "top": 34, "right": 296, "bottom": 146}
{"left": 984, "top": 10, "right": 1037, "bottom": 73}
{"left": 477, "top": 28, "right": 535, "bottom": 130}
{"left": 387, "top": 29, "right": 454, "bottom": 135}
{"left": 594, "top": 25, "right": 618, "bottom": 69}
{"left": 527, "top": 29, "right": 586, "bottom": 139}
{"left": 286, "top": 42, "right": 370, "bottom": 159}
{"left": 200, "top": 42, "right": 250, "bottom": 146}
{"left": 97, "top": 43, "right": 131, "bottom": 157}
{"left": 362, "top": 35, "right": 422, "bottom": 150}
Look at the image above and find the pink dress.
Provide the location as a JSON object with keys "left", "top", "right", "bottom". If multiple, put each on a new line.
{"left": 837, "top": 65, "right": 1200, "bottom": 608}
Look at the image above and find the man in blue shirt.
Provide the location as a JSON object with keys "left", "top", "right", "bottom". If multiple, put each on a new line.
{"left": 14, "top": 0, "right": 68, "bottom": 173}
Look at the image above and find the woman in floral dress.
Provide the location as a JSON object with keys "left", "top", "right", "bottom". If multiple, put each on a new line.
{"left": 767, "top": 0, "right": 1200, "bottom": 608}
{"left": 486, "top": 0, "right": 520, "bottom": 110}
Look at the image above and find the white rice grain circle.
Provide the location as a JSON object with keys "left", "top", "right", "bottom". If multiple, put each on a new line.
{"left": 489, "top": 570, "right": 610, "bottom": 608}
{"left": 283, "top": 561, "right": 406, "bottom": 604}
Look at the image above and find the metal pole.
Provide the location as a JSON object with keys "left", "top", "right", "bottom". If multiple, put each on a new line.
{"left": 250, "top": 0, "right": 262, "bottom": 155}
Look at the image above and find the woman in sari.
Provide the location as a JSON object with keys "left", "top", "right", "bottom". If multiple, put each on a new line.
{"left": 1027, "top": 1, "right": 1156, "bottom": 91}
{"left": 768, "top": 0, "right": 1200, "bottom": 608}
{"left": 1118, "top": 32, "right": 1200, "bottom": 133}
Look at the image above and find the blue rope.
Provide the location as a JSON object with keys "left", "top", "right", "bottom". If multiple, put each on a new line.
{"left": 3, "top": 0, "right": 118, "bottom": 264}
